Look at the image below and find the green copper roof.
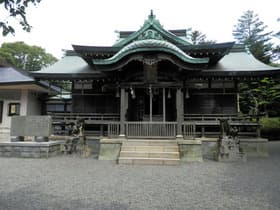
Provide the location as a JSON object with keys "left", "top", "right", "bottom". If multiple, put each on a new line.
{"left": 93, "top": 39, "right": 209, "bottom": 65}
{"left": 114, "top": 12, "right": 191, "bottom": 47}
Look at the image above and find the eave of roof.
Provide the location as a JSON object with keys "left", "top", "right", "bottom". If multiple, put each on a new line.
{"left": 208, "top": 51, "right": 279, "bottom": 72}
{"left": 0, "top": 67, "right": 60, "bottom": 93}
{"left": 32, "top": 55, "right": 106, "bottom": 79}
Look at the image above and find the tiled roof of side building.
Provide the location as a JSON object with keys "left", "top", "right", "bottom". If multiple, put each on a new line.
{"left": 208, "top": 48, "right": 279, "bottom": 72}
{"left": 32, "top": 54, "right": 105, "bottom": 79}
{"left": 0, "top": 67, "right": 34, "bottom": 84}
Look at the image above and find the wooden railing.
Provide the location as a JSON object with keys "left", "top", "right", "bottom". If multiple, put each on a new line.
{"left": 126, "top": 122, "right": 177, "bottom": 138}
{"left": 182, "top": 122, "right": 196, "bottom": 139}
{"left": 50, "top": 113, "right": 260, "bottom": 138}
{"left": 49, "top": 112, "right": 120, "bottom": 122}
{"left": 108, "top": 122, "right": 120, "bottom": 138}
{"left": 184, "top": 114, "right": 260, "bottom": 122}
{"left": 184, "top": 114, "right": 261, "bottom": 138}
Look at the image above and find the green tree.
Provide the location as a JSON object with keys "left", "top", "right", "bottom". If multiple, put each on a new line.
{"left": 239, "top": 78, "right": 280, "bottom": 116}
{"left": 0, "top": 0, "right": 41, "bottom": 36}
{"left": 189, "top": 29, "right": 216, "bottom": 45}
{"left": 0, "top": 41, "right": 57, "bottom": 71}
{"left": 233, "top": 10, "right": 273, "bottom": 64}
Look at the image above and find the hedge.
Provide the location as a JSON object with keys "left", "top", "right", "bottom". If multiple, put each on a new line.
{"left": 260, "top": 117, "right": 280, "bottom": 140}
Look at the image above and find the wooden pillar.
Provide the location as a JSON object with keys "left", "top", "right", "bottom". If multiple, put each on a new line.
{"left": 149, "top": 87, "right": 153, "bottom": 122}
{"left": 100, "top": 125, "right": 104, "bottom": 137}
{"left": 163, "top": 88, "right": 166, "bottom": 122}
{"left": 176, "top": 88, "right": 183, "bottom": 138}
{"left": 119, "top": 88, "right": 126, "bottom": 136}
{"left": 201, "top": 126, "right": 205, "bottom": 138}
{"left": 237, "top": 93, "right": 240, "bottom": 114}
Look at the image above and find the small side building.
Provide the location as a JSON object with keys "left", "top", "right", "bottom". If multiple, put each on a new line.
{"left": 0, "top": 63, "right": 57, "bottom": 141}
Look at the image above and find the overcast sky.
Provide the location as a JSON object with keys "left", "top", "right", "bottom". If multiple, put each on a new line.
{"left": 0, "top": 0, "right": 279, "bottom": 58}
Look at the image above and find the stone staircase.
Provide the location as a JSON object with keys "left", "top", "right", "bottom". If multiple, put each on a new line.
{"left": 118, "top": 139, "right": 180, "bottom": 165}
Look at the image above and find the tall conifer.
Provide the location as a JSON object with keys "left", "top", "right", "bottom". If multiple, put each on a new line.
{"left": 233, "top": 10, "right": 273, "bottom": 64}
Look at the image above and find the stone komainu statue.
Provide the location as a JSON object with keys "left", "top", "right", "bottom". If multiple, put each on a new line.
{"left": 217, "top": 118, "right": 245, "bottom": 162}
{"left": 218, "top": 118, "right": 230, "bottom": 137}
{"left": 64, "top": 119, "right": 85, "bottom": 154}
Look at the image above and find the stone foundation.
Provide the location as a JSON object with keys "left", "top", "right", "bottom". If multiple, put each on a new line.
{"left": 201, "top": 139, "right": 219, "bottom": 160}
{"left": 85, "top": 138, "right": 100, "bottom": 158}
{"left": 178, "top": 140, "right": 203, "bottom": 162}
{"left": 98, "top": 138, "right": 122, "bottom": 161}
{"left": 76, "top": 138, "right": 101, "bottom": 158}
{"left": 201, "top": 138, "right": 269, "bottom": 159}
{"left": 240, "top": 138, "right": 268, "bottom": 157}
{"left": 0, "top": 141, "right": 64, "bottom": 158}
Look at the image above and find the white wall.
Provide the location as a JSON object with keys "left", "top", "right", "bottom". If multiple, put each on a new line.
{"left": 0, "top": 89, "right": 42, "bottom": 133}
{"left": 0, "top": 90, "right": 21, "bottom": 133}
{"left": 27, "top": 91, "right": 42, "bottom": 115}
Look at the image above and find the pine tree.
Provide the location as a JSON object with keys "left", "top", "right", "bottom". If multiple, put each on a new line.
{"left": 189, "top": 30, "right": 216, "bottom": 45}
{"left": 233, "top": 10, "right": 273, "bottom": 64}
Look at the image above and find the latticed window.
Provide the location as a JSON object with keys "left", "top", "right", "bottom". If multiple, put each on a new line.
{"left": 8, "top": 103, "right": 20, "bottom": 116}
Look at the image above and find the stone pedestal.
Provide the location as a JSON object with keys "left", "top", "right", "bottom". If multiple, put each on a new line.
{"left": 98, "top": 138, "right": 123, "bottom": 161}
{"left": 178, "top": 139, "right": 203, "bottom": 162}
{"left": 0, "top": 141, "right": 64, "bottom": 158}
{"left": 217, "top": 136, "right": 246, "bottom": 162}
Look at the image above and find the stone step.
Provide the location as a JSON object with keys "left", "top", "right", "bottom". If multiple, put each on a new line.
{"left": 123, "top": 140, "right": 177, "bottom": 147}
{"left": 118, "top": 157, "right": 180, "bottom": 165}
{"left": 121, "top": 145, "right": 178, "bottom": 152}
{"left": 120, "top": 151, "right": 179, "bottom": 159}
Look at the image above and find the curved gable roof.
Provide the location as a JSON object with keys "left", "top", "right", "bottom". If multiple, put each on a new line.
{"left": 114, "top": 12, "right": 191, "bottom": 47}
{"left": 93, "top": 39, "right": 208, "bottom": 65}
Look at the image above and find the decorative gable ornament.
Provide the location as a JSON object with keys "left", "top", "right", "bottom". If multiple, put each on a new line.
{"left": 137, "top": 29, "right": 164, "bottom": 41}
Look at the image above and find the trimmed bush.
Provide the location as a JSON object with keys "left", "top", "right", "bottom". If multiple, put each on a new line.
{"left": 260, "top": 117, "right": 280, "bottom": 140}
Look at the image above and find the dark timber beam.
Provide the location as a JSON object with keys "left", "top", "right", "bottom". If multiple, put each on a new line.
{"left": 163, "top": 88, "right": 166, "bottom": 122}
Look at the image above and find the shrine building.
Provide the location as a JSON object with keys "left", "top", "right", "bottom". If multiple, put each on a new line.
{"left": 31, "top": 12, "right": 280, "bottom": 163}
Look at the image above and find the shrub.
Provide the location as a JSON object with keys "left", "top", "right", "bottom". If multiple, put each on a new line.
{"left": 260, "top": 117, "right": 280, "bottom": 140}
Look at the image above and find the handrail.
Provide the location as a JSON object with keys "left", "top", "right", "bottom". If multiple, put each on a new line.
{"left": 48, "top": 112, "right": 120, "bottom": 122}
{"left": 182, "top": 122, "right": 196, "bottom": 139}
{"left": 184, "top": 114, "right": 261, "bottom": 123}
{"left": 126, "top": 121, "right": 177, "bottom": 138}
{"left": 108, "top": 122, "right": 120, "bottom": 138}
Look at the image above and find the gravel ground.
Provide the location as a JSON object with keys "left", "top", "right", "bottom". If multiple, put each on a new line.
{"left": 0, "top": 142, "right": 280, "bottom": 210}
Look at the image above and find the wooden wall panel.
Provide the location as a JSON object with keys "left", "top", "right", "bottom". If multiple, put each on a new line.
{"left": 72, "top": 95, "right": 119, "bottom": 113}
{"left": 185, "top": 94, "right": 237, "bottom": 114}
